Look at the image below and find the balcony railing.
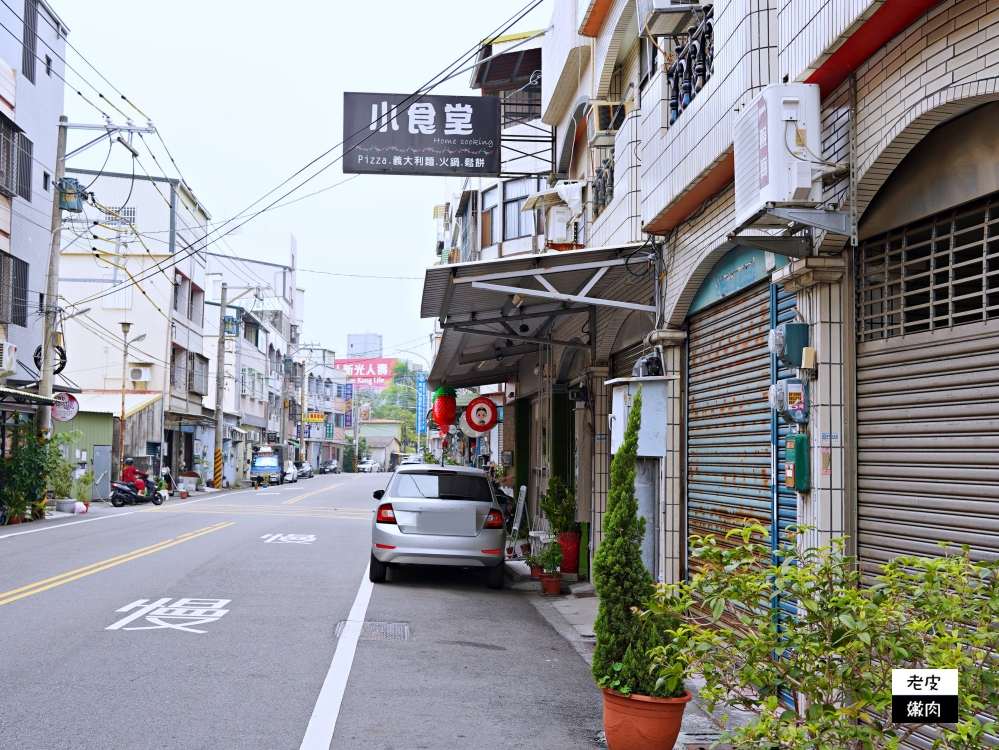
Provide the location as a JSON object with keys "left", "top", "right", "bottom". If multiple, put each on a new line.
{"left": 666, "top": 5, "right": 715, "bottom": 127}
{"left": 592, "top": 154, "right": 615, "bottom": 219}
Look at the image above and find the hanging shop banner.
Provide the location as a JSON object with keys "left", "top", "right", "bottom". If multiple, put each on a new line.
{"left": 415, "top": 370, "right": 427, "bottom": 435}
{"left": 51, "top": 392, "right": 79, "bottom": 423}
{"left": 335, "top": 357, "right": 399, "bottom": 392}
{"left": 343, "top": 92, "right": 500, "bottom": 177}
{"left": 344, "top": 384, "right": 353, "bottom": 428}
{"left": 465, "top": 396, "right": 498, "bottom": 432}
{"left": 302, "top": 413, "right": 325, "bottom": 423}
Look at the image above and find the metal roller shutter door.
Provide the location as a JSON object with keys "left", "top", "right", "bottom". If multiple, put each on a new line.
{"left": 856, "top": 193, "right": 999, "bottom": 570}
{"left": 687, "top": 282, "right": 772, "bottom": 565}
{"left": 611, "top": 341, "right": 646, "bottom": 379}
{"left": 856, "top": 323, "right": 999, "bottom": 568}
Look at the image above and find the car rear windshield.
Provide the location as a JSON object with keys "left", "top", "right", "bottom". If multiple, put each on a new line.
{"left": 390, "top": 471, "right": 493, "bottom": 502}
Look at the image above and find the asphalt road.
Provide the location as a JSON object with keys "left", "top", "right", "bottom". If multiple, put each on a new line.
{"left": 0, "top": 473, "right": 601, "bottom": 750}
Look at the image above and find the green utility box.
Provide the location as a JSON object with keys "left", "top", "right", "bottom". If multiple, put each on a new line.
{"left": 785, "top": 432, "right": 810, "bottom": 491}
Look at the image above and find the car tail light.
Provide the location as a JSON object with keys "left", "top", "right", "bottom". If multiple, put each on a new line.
{"left": 484, "top": 510, "right": 504, "bottom": 529}
{"left": 376, "top": 504, "right": 396, "bottom": 524}
{"left": 375, "top": 543, "right": 396, "bottom": 549}
{"left": 481, "top": 549, "right": 502, "bottom": 554}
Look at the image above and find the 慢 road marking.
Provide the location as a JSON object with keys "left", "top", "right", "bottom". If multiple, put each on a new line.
{"left": 282, "top": 484, "right": 342, "bottom": 505}
{"left": 0, "top": 522, "right": 235, "bottom": 607}
{"left": 300, "top": 564, "right": 373, "bottom": 749}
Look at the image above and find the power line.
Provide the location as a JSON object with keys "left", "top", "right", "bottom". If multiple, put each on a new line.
{"left": 65, "top": 0, "right": 545, "bottom": 308}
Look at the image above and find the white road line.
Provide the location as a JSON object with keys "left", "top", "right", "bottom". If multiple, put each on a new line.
{"left": 300, "top": 565, "right": 374, "bottom": 749}
{"left": 0, "top": 489, "right": 255, "bottom": 540}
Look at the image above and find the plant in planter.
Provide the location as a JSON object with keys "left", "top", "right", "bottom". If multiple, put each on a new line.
{"left": 524, "top": 553, "right": 543, "bottom": 580}
{"left": 0, "top": 421, "right": 50, "bottom": 525}
{"left": 539, "top": 476, "right": 583, "bottom": 574}
{"left": 72, "top": 470, "right": 95, "bottom": 509}
{"left": 646, "top": 523, "right": 999, "bottom": 750}
{"left": 538, "top": 541, "right": 563, "bottom": 595}
{"left": 591, "top": 386, "right": 689, "bottom": 750}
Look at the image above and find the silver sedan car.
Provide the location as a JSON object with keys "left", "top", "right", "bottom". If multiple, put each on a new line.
{"left": 370, "top": 465, "right": 507, "bottom": 588}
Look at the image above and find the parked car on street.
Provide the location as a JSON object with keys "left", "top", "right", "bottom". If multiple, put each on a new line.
{"left": 399, "top": 454, "right": 424, "bottom": 466}
{"left": 369, "top": 465, "right": 506, "bottom": 589}
{"left": 319, "top": 459, "right": 340, "bottom": 474}
{"left": 295, "top": 461, "right": 314, "bottom": 479}
{"left": 357, "top": 459, "right": 381, "bottom": 473}
{"left": 283, "top": 460, "right": 298, "bottom": 483}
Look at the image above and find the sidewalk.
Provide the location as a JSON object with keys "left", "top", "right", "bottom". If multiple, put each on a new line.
{"left": 508, "top": 561, "right": 744, "bottom": 750}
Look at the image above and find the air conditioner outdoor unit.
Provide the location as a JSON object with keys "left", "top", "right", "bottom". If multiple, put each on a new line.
{"left": 586, "top": 101, "right": 628, "bottom": 147}
{"left": 0, "top": 341, "right": 16, "bottom": 377}
{"left": 637, "top": 0, "right": 699, "bottom": 37}
{"left": 546, "top": 205, "right": 574, "bottom": 244}
{"left": 733, "top": 83, "right": 823, "bottom": 229}
{"left": 129, "top": 365, "right": 152, "bottom": 381}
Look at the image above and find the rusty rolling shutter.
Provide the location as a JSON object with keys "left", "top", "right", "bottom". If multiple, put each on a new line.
{"left": 687, "top": 281, "right": 772, "bottom": 565}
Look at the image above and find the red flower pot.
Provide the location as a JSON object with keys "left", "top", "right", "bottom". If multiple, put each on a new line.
{"left": 529, "top": 565, "right": 542, "bottom": 580}
{"left": 558, "top": 531, "right": 581, "bottom": 574}
{"left": 540, "top": 574, "right": 562, "bottom": 595}
{"left": 601, "top": 688, "right": 692, "bottom": 750}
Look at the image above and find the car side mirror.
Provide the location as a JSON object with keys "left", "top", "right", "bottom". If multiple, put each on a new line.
{"left": 373, "top": 489, "right": 384, "bottom": 500}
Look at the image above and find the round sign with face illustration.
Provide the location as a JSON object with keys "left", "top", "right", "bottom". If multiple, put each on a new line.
{"left": 465, "top": 396, "right": 498, "bottom": 432}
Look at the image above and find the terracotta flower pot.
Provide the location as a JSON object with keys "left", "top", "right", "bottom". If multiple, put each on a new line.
{"left": 540, "top": 574, "right": 562, "bottom": 595}
{"left": 601, "top": 688, "right": 692, "bottom": 750}
{"left": 558, "top": 531, "right": 582, "bottom": 574}
{"left": 530, "top": 565, "right": 542, "bottom": 580}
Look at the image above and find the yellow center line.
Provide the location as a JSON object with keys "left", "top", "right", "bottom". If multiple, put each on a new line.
{"left": 282, "top": 483, "right": 343, "bottom": 505}
{"left": 148, "top": 508, "right": 372, "bottom": 520}
{"left": 0, "top": 522, "right": 235, "bottom": 607}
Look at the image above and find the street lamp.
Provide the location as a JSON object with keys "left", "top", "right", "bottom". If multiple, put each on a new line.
{"left": 119, "top": 322, "right": 145, "bottom": 477}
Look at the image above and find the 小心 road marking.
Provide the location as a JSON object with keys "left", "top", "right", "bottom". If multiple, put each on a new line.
{"left": 0, "top": 522, "right": 235, "bottom": 607}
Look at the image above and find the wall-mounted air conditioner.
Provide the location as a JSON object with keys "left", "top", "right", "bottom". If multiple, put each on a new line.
{"left": 0, "top": 341, "right": 16, "bottom": 377}
{"left": 129, "top": 365, "right": 152, "bottom": 382}
{"left": 546, "top": 205, "right": 575, "bottom": 244}
{"left": 733, "top": 83, "right": 823, "bottom": 229}
{"left": 587, "top": 101, "right": 629, "bottom": 147}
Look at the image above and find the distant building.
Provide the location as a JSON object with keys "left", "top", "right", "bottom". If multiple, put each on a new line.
{"left": 346, "top": 333, "right": 382, "bottom": 358}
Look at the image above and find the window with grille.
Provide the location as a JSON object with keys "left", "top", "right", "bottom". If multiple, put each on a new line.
{"left": 170, "top": 349, "right": 187, "bottom": 390}
{"left": 103, "top": 207, "right": 136, "bottom": 225}
{"left": 16, "top": 135, "right": 31, "bottom": 201}
{"left": 481, "top": 187, "right": 497, "bottom": 247}
{"left": 102, "top": 274, "right": 132, "bottom": 309}
{"left": 0, "top": 250, "right": 27, "bottom": 326}
{"left": 856, "top": 192, "right": 999, "bottom": 342}
{"left": 187, "top": 353, "right": 209, "bottom": 395}
{"left": 241, "top": 368, "right": 249, "bottom": 396}
{"left": 22, "top": 0, "right": 37, "bottom": 84}
{"left": 499, "top": 87, "right": 541, "bottom": 129}
{"left": 0, "top": 118, "right": 17, "bottom": 198}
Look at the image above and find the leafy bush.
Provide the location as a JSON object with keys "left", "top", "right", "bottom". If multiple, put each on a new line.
{"left": 591, "top": 386, "right": 681, "bottom": 698}
{"left": 0, "top": 421, "right": 49, "bottom": 523}
{"left": 539, "top": 475, "right": 581, "bottom": 534}
{"left": 647, "top": 523, "right": 999, "bottom": 749}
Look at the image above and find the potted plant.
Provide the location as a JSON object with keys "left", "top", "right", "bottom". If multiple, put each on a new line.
{"left": 538, "top": 541, "right": 564, "bottom": 595}
{"left": 524, "top": 553, "right": 543, "bottom": 580}
{"left": 592, "top": 386, "right": 690, "bottom": 750}
{"left": 72, "top": 470, "right": 95, "bottom": 511}
{"left": 539, "top": 475, "right": 582, "bottom": 574}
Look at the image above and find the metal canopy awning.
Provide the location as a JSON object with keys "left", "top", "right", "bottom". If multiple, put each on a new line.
{"left": 422, "top": 243, "right": 655, "bottom": 389}
{"left": 0, "top": 386, "right": 57, "bottom": 413}
{"left": 521, "top": 181, "right": 584, "bottom": 211}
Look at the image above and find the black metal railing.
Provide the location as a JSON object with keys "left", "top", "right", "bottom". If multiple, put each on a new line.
{"left": 592, "top": 154, "right": 615, "bottom": 219}
{"left": 0, "top": 250, "right": 27, "bottom": 326}
{"left": 667, "top": 5, "right": 715, "bottom": 127}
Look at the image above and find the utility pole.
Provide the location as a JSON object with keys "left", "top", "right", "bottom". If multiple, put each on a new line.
{"left": 213, "top": 282, "right": 228, "bottom": 489}
{"left": 36, "top": 116, "right": 69, "bottom": 434}
{"left": 118, "top": 323, "right": 145, "bottom": 478}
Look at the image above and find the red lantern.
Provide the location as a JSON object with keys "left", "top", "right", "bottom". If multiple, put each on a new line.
{"left": 432, "top": 387, "right": 457, "bottom": 427}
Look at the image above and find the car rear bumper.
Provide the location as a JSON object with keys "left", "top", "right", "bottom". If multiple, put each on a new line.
{"left": 371, "top": 522, "right": 505, "bottom": 568}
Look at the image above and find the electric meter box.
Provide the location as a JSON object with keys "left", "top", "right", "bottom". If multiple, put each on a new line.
{"left": 768, "top": 322, "right": 810, "bottom": 367}
{"left": 606, "top": 376, "right": 674, "bottom": 457}
{"left": 785, "top": 432, "right": 810, "bottom": 491}
{"left": 769, "top": 378, "right": 809, "bottom": 424}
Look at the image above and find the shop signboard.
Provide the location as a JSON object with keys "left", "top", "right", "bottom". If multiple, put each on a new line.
{"left": 343, "top": 92, "right": 500, "bottom": 177}
{"left": 415, "top": 370, "right": 427, "bottom": 435}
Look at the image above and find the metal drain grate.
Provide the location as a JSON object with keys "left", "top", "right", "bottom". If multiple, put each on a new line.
{"left": 334, "top": 621, "right": 410, "bottom": 641}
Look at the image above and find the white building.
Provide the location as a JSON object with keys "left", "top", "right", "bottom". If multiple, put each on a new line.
{"left": 59, "top": 170, "right": 212, "bottom": 480}
{"left": 0, "top": 1, "right": 68, "bottom": 388}
{"left": 295, "top": 347, "right": 347, "bottom": 467}
{"left": 346, "top": 333, "right": 381, "bottom": 358}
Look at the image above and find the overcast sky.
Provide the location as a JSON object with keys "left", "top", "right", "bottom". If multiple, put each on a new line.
{"left": 56, "top": 0, "right": 552, "bottom": 367}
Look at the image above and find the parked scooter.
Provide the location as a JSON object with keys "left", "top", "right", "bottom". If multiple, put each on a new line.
{"left": 110, "top": 467, "right": 166, "bottom": 507}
